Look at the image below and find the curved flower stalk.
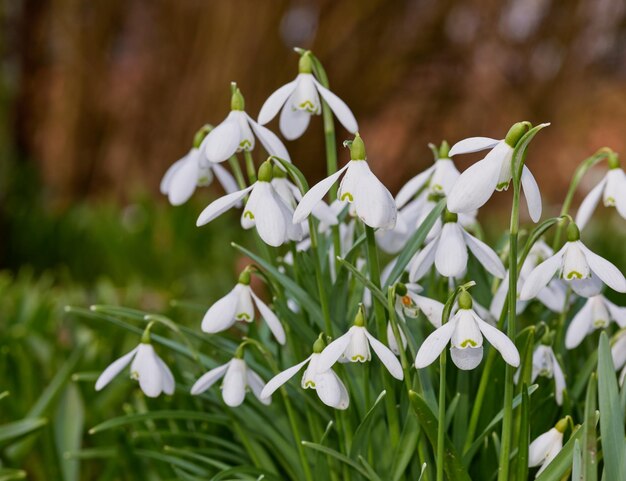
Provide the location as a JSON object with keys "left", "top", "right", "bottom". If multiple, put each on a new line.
{"left": 317, "top": 305, "right": 404, "bottom": 380}
{"left": 395, "top": 141, "right": 461, "bottom": 209}
{"left": 293, "top": 134, "right": 397, "bottom": 230}
{"left": 575, "top": 153, "right": 626, "bottom": 230}
{"left": 520, "top": 223, "right": 626, "bottom": 299}
{"left": 415, "top": 290, "right": 519, "bottom": 370}
{"left": 565, "top": 294, "right": 626, "bottom": 349}
{"left": 261, "top": 335, "right": 349, "bottom": 409}
{"left": 446, "top": 124, "right": 543, "bottom": 222}
{"left": 191, "top": 354, "right": 270, "bottom": 408}
{"left": 203, "top": 84, "right": 290, "bottom": 164}
{"left": 95, "top": 326, "right": 174, "bottom": 398}
{"left": 516, "top": 344, "right": 566, "bottom": 405}
{"left": 409, "top": 209, "right": 505, "bottom": 281}
{"left": 528, "top": 419, "right": 567, "bottom": 477}
{"left": 257, "top": 51, "right": 357, "bottom": 140}
{"left": 201, "top": 268, "right": 286, "bottom": 345}
{"left": 490, "top": 241, "right": 568, "bottom": 318}
{"left": 197, "top": 160, "right": 303, "bottom": 247}
{"left": 160, "top": 125, "right": 239, "bottom": 206}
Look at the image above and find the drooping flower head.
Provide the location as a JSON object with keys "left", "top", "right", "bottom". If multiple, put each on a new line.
{"left": 203, "top": 84, "right": 290, "bottom": 164}
{"left": 447, "top": 122, "right": 543, "bottom": 222}
{"left": 565, "top": 294, "right": 626, "bottom": 349}
{"left": 415, "top": 290, "right": 519, "bottom": 370}
{"left": 261, "top": 334, "right": 349, "bottom": 410}
{"left": 160, "top": 124, "right": 239, "bottom": 205}
{"left": 520, "top": 223, "right": 626, "bottom": 299}
{"left": 515, "top": 342, "right": 566, "bottom": 405}
{"left": 197, "top": 159, "right": 303, "bottom": 247}
{"left": 293, "top": 134, "right": 397, "bottom": 230}
{"left": 201, "top": 267, "right": 286, "bottom": 344}
{"left": 528, "top": 419, "right": 568, "bottom": 477}
{"left": 257, "top": 51, "right": 358, "bottom": 140}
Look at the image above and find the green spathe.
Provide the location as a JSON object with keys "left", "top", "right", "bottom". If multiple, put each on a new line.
{"left": 231, "top": 88, "right": 245, "bottom": 111}
{"left": 350, "top": 133, "right": 366, "bottom": 161}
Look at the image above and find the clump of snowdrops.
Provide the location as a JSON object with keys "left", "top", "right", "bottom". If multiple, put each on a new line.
{"left": 69, "top": 49, "right": 626, "bottom": 481}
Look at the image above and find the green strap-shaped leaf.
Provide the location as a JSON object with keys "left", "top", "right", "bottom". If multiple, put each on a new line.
{"left": 0, "top": 418, "right": 48, "bottom": 446}
{"left": 582, "top": 373, "right": 598, "bottom": 481}
{"left": 350, "top": 390, "right": 387, "bottom": 459}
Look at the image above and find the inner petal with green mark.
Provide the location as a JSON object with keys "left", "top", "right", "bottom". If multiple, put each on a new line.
{"left": 236, "top": 313, "right": 251, "bottom": 321}
{"left": 340, "top": 192, "right": 354, "bottom": 202}
{"left": 593, "top": 319, "right": 608, "bottom": 328}
{"left": 304, "top": 380, "right": 315, "bottom": 388}
{"left": 460, "top": 339, "right": 478, "bottom": 348}
{"left": 351, "top": 354, "right": 366, "bottom": 362}
{"left": 298, "top": 100, "right": 317, "bottom": 113}
{"left": 565, "top": 271, "right": 583, "bottom": 279}
{"left": 239, "top": 140, "right": 252, "bottom": 150}
{"left": 243, "top": 211, "right": 255, "bottom": 220}
{"left": 496, "top": 181, "right": 510, "bottom": 191}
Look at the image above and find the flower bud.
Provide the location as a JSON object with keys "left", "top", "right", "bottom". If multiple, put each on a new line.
{"left": 257, "top": 160, "right": 274, "bottom": 183}
{"left": 298, "top": 52, "right": 313, "bottom": 74}
{"left": 504, "top": 122, "right": 530, "bottom": 148}
{"left": 350, "top": 133, "right": 367, "bottom": 161}
{"left": 312, "top": 333, "right": 327, "bottom": 353}
{"left": 566, "top": 222, "right": 580, "bottom": 242}
{"left": 458, "top": 290, "right": 473, "bottom": 310}
{"left": 443, "top": 208, "right": 458, "bottom": 224}
{"left": 438, "top": 140, "right": 450, "bottom": 159}
{"left": 354, "top": 304, "right": 366, "bottom": 327}
{"left": 238, "top": 269, "right": 251, "bottom": 285}
{"left": 193, "top": 124, "right": 213, "bottom": 149}
{"left": 231, "top": 87, "right": 245, "bottom": 111}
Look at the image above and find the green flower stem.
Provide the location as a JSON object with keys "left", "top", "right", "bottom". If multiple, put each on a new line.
{"left": 436, "top": 342, "right": 447, "bottom": 481}
{"left": 228, "top": 155, "right": 247, "bottom": 190}
{"left": 497, "top": 177, "right": 521, "bottom": 481}
{"left": 387, "top": 286, "right": 412, "bottom": 394}
{"left": 308, "top": 219, "right": 333, "bottom": 336}
{"left": 552, "top": 148, "right": 613, "bottom": 249}
{"left": 554, "top": 287, "right": 572, "bottom": 348}
{"left": 364, "top": 225, "right": 400, "bottom": 444}
{"left": 243, "top": 150, "right": 257, "bottom": 183}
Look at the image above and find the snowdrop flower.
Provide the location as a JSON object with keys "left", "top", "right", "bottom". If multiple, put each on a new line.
{"left": 293, "top": 134, "right": 397, "bottom": 230}
{"left": 191, "top": 355, "right": 270, "bottom": 408}
{"left": 528, "top": 419, "right": 567, "bottom": 477}
{"left": 575, "top": 153, "right": 626, "bottom": 229}
{"left": 201, "top": 269, "right": 286, "bottom": 345}
{"left": 95, "top": 329, "right": 174, "bottom": 398}
{"left": 203, "top": 85, "right": 290, "bottom": 164}
{"left": 395, "top": 141, "right": 461, "bottom": 209}
{"left": 317, "top": 306, "right": 404, "bottom": 380}
{"left": 261, "top": 335, "right": 349, "bottom": 409}
{"left": 257, "top": 52, "right": 358, "bottom": 140}
{"left": 516, "top": 344, "right": 566, "bottom": 405}
{"left": 197, "top": 160, "right": 303, "bottom": 247}
{"left": 393, "top": 283, "right": 444, "bottom": 327}
{"left": 490, "top": 241, "right": 568, "bottom": 318}
{"left": 160, "top": 125, "right": 239, "bottom": 205}
{"left": 565, "top": 294, "right": 626, "bottom": 349}
{"left": 447, "top": 122, "right": 543, "bottom": 222}
{"left": 415, "top": 291, "right": 519, "bottom": 370}
{"left": 520, "top": 223, "right": 626, "bottom": 299}
{"left": 409, "top": 210, "right": 505, "bottom": 281}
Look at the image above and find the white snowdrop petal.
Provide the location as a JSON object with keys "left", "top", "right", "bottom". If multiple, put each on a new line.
{"left": 317, "top": 371, "right": 350, "bottom": 410}
{"left": 258, "top": 79, "right": 298, "bottom": 124}
{"left": 605, "top": 298, "right": 626, "bottom": 327}
{"left": 190, "top": 362, "right": 230, "bottom": 395}
{"left": 247, "top": 115, "right": 291, "bottom": 162}
{"left": 247, "top": 369, "right": 271, "bottom": 405}
{"left": 279, "top": 103, "right": 311, "bottom": 140}
{"left": 312, "top": 79, "right": 358, "bottom": 133}
{"left": 450, "top": 346, "right": 483, "bottom": 370}
{"left": 519, "top": 248, "right": 565, "bottom": 300}
{"left": 201, "top": 288, "right": 239, "bottom": 333}
{"left": 293, "top": 164, "right": 350, "bottom": 223}
{"left": 551, "top": 353, "right": 566, "bottom": 405}
{"left": 212, "top": 163, "right": 240, "bottom": 195}
{"left": 167, "top": 155, "right": 200, "bottom": 206}
{"left": 160, "top": 157, "right": 186, "bottom": 195}
{"left": 475, "top": 316, "right": 520, "bottom": 367}
{"left": 447, "top": 144, "right": 505, "bottom": 213}
{"left": 435, "top": 223, "right": 468, "bottom": 278}
{"left": 463, "top": 231, "right": 506, "bottom": 278}
{"left": 569, "top": 274, "right": 604, "bottom": 297}
{"left": 521, "top": 166, "right": 542, "bottom": 222}
{"left": 95, "top": 348, "right": 138, "bottom": 391}
{"left": 448, "top": 137, "right": 500, "bottom": 156}
{"left": 415, "top": 320, "right": 457, "bottom": 368}
{"left": 565, "top": 299, "right": 593, "bottom": 349}
{"left": 250, "top": 290, "right": 286, "bottom": 345}
{"left": 252, "top": 183, "right": 289, "bottom": 247}
{"left": 579, "top": 242, "right": 626, "bottom": 293}
{"left": 352, "top": 164, "right": 397, "bottom": 229}
{"left": 197, "top": 186, "right": 254, "bottom": 226}
{"left": 412, "top": 294, "right": 444, "bottom": 328}
{"left": 311, "top": 201, "right": 339, "bottom": 226}
{"left": 575, "top": 177, "right": 606, "bottom": 230}
{"left": 222, "top": 360, "right": 247, "bottom": 407}
{"left": 364, "top": 331, "right": 404, "bottom": 380}
{"left": 394, "top": 166, "right": 435, "bottom": 209}
{"left": 261, "top": 356, "right": 311, "bottom": 399}
{"left": 204, "top": 119, "right": 241, "bottom": 163}
{"left": 157, "top": 357, "right": 175, "bottom": 395}
{"left": 409, "top": 239, "right": 439, "bottom": 282}
{"left": 132, "top": 344, "right": 164, "bottom": 398}
{"left": 317, "top": 331, "right": 353, "bottom": 372}
{"left": 529, "top": 429, "right": 560, "bottom": 467}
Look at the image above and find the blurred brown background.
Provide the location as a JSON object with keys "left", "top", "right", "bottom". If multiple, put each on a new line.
{"left": 5, "top": 0, "right": 626, "bottom": 211}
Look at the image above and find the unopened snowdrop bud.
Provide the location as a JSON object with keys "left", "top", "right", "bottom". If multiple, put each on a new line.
{"left": 415, "top": 289, "right": 519, "bottom": 370}
{"left": 528, "top": 420, "right": 566, "bottom": 477}
{"left": 520, "top": 222, "right": 626, "bottom": 299}
{"left": 260, "top": 333, "right": 350, "bottom": 409}
{"left": 293, "top": 134, "right": 397, "bottom": 229}
{"left": 94, "top": 325, "right": 175, "bottom": 398}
